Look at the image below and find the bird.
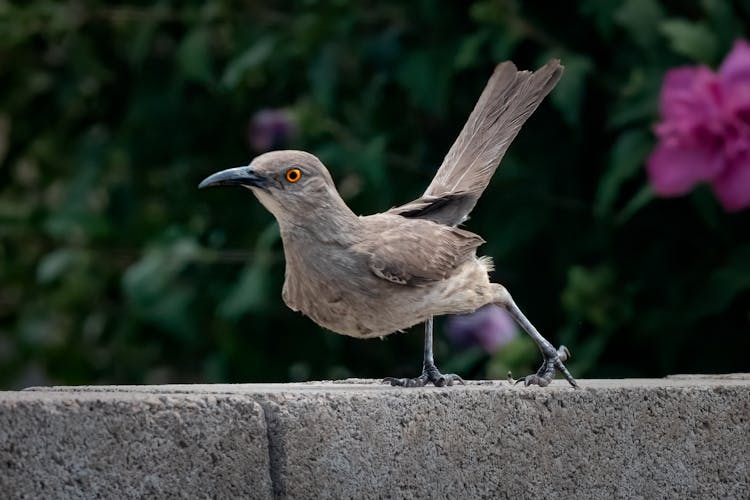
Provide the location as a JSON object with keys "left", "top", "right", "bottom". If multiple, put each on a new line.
{"left": 199, "top": 59, "right": 578, "bottom": 388}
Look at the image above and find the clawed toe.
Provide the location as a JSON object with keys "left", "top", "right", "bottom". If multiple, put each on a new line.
{"left": 435, "top": 373, "right": 465, "bottom": 387}
{"left": 383, "top": 375, "right": 428, "bottom": 387}
{"left": 512, "top": 345, "right": 578, "bottom": 389}
{"left": 515, "top": 374, "right": 550, "bottom": 387}
{"left": 384, "top": 366, "right": 464, "bottom": 388}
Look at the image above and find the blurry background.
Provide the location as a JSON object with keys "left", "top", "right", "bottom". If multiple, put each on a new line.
{"left": 1, "top": 0, "right": 749, "bottom": 388}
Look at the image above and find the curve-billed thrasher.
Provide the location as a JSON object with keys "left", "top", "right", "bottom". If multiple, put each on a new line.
{"left": 200, "top": 59, "right": 577, "bottom": 388}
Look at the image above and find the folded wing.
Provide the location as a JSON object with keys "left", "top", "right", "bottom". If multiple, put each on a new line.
{"left": 355, "top": 218, "right": 484, "bottom": 286}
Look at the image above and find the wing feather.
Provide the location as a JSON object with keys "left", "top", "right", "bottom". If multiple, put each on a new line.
{"left": 355, "top": 218, "right": 484, "bottom": 286}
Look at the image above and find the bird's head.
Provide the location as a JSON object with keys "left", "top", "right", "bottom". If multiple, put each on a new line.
{"left": 199, "top": 150, "right": 349, "bottom": 226}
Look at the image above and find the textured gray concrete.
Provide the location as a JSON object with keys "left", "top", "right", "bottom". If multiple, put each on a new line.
{"left": 1, "top": 376, "right": 749, "bottom": 499}
{"left": 0, "top": 392, "right": 273, "bottom": 499}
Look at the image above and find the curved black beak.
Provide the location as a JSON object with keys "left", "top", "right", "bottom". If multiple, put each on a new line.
{"left": 198, "top": 166, "right": 267, "bottom": 189}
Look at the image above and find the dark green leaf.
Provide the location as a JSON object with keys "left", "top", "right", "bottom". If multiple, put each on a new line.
{"left": 660, "top": 19, "right": 718, "bottom": 64}
{"left": 614, "top": 0, "right": 665, "bottom": 49}
{"left": 177, "top": 28, "right": 213, "bottom": 86}
{"left": 595, "top": 129, "right": 653, "bottom": 217}
{"left": 221, "top": 38, "right": 276, "bottom": 88}
{"left": 549, "top": 54, "right": 592, "bottom": 127}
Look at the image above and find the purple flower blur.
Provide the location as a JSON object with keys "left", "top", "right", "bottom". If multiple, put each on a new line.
{"left": 647, "top": 40, "right": 750, "bottom": 212}
{"left": 248, "top": 109, "right": 296, "bottom": 153}
{"left": 445, "top": 304, "right": 517, "bottom": 354}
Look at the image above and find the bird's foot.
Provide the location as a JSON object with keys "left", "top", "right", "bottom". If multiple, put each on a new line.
{"left": 384, "top": 363, "right": 465, "bottom": 388}
{"left": 514, "top": 345, "right": 579, "bottom": 388}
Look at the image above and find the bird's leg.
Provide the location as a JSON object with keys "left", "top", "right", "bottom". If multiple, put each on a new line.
{"left": 494, "top": 285, "right": 578, "bottom": 388}
{"left": 384, "top": 317, "right": 465, "bottom": 387}
{"left": 419, "top": 317, "right": 465, "bottom": 386}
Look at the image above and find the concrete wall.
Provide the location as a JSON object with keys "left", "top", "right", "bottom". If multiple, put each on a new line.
{"left": 1, "top": 376, "right": 749, "bottom": 499}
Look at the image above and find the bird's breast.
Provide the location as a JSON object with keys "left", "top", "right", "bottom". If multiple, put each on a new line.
{"left": 282, "top": 266, "right": 380, "bottom": 337}
{"left": 280, "top": 238, "right": 382, "bottom": 337}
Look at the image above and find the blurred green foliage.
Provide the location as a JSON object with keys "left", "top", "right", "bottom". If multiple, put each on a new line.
{"left": 1, "top": 0, "right": 749, "bottom": 388}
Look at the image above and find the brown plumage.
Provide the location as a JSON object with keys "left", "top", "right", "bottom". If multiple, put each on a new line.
{"left": 199, "top": 59, "right": 577, "bottom": 388}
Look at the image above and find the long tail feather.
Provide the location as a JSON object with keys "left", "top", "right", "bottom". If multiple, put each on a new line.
{"left": 425, "top": 60, "right": 563, "bottom": 204}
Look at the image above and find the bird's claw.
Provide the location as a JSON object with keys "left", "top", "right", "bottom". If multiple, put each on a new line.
{"left": 513, "top": 345, "right": 579, "bottom": 389}
{"left": 383, "top": 375, "right": 428, "bottom": 387}
{"left": 384, "top": 365, "right": 465, "bottom": 388}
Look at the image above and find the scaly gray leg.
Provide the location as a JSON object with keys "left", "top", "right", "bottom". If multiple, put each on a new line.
{"left": 384, "top": 317, "right": 465, "bottom": 387}
{"left": 494, "top": 285, "right": 578, "bottom": 388}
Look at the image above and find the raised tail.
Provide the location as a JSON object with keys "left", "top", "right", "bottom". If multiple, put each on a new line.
{"left": 390, "top": 60, "right": 563, "bottom": 226}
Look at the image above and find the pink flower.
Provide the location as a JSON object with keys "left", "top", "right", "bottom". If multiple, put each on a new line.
{"left": 647, "top": 40, "right": 750, "bottom": 212}
{"left": 445, "top": 305, "right": 517, "bottom": 354}
{"left": 247, "top": 109, "right": 296, "bottom": 152}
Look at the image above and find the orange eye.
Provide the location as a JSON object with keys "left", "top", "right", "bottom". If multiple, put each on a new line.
{"left": 285, "top": 168, "right": 301, "bottom": 183}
